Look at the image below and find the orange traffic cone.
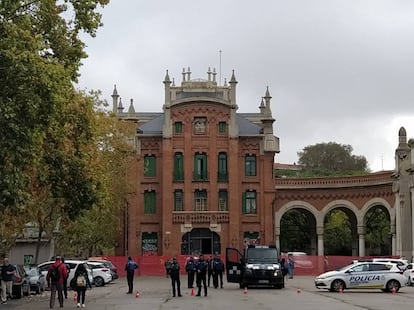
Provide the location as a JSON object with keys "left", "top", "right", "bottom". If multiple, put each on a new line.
{"left": 135, "top": 290, "right": 140, "bottom": 298}
{"left": 392, "top": 287, "right": 397, "bottom": 294}
{"left": 297, "top": 288, "right": 301, "bottom": 294}
{"left": 339, "top": 285, "right": 343, "bottom": 293}
{"left": 243, "top": 287, "right": 248, "bottom": 294}
{"left": 191, "top": 288, "right": 195, "bottom": 296}
{"left": 73, "top": 292, "right": 77, "bottom": 302}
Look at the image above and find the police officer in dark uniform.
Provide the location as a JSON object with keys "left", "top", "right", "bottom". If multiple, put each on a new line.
{"left": 169, "top": 257, "right": 182, "bottom": 297}
{"left": 195, "top": 254, "right": 208, "bottom": 296}
{"left": 185, "top": 256, "right": 196, "bottom": 288}
{"left": 212, "top": 254, "right": 225, "bottom": 288}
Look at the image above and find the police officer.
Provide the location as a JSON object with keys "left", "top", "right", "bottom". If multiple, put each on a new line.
{"left": 169, "top": 257, "right": 182, "bottom": 297}
{"left": 195, "top": 254, "right": 208, "bottom": 296}
{"left": 212, "top": 254, "right": 225, "bottom": 288}
{"left": 185, "top": 256, "right": 196, "bottom": 288}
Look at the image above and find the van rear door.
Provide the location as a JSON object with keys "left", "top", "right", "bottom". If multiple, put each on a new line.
{"left": 226, "top": 247, "right": 243, "bottom": 284}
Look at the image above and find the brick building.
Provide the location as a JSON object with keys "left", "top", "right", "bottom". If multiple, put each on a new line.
{"left": 113, "top": 68, "right": 279, "bottom": 257}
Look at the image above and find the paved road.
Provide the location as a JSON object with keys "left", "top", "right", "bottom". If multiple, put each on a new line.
{"left": 4, "top": 276, "right": 414, "bottom": 310}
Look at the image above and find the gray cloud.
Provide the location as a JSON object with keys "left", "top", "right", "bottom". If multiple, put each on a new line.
{"left": 77, "top": 0, "right": 414, "bottom": 171}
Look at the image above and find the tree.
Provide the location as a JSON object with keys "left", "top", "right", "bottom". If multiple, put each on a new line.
{"left": 324, "top": 210, "right": 352, "bottom": 255}
{"left": 0, "top": 0, "right": 109, "bottom": 255}
{"left": 297, "top": 142, "right": 369, "bottom": 175}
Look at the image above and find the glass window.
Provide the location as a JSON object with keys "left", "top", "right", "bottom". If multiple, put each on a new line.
{"left": 218, "top": 152, "right": 228, "bottom": 181}
{"left": 218, "top": 190, "right": 228, "bottom": 211}
{"left": 174, "top": 152, "right": 184, "bottom": 181}
{"left": 144, "top": 191, "right": 156, "bottom": 214}
{"left": 174, "top": 190, "right": 183, "bottom": 211}
{"left": 245, "top": 155, "right": 256, "bottom": 176}
{"left": 194, "top": 153, "right": 208, "bottom": 181}
{"left": 144, "top": 155, "right": 156, "bottom": 177}
{"left": 242, "top": 191, "right": 257, "bottom": 214}
{"left": 194, "top": 190, "right": 207, "bottom": 211}
{"left": 218, "top": 121, "right": 227, "bottom": 133}
{"left": 174, "top": 122, "right": 183, "bottom": 134}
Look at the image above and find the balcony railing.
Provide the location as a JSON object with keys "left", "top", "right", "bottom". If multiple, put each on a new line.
{"left": 193, "top": 172, "right": 209, "bottom": 182}
{"left": 172, "top": 211, "right": 229, "bottom": 224}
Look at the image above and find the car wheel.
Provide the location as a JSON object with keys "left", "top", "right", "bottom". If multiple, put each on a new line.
{"left": 94, "top": 276, "right": 105, "bottom": 287}
{"left": 330, "top": 279, "right": 345, "bottom": 292}
{"left": 385, "top": 280, "right": 400, "bottom": 292}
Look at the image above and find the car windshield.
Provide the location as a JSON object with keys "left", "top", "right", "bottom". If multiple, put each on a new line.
{"left": 246, "top": 248, "right": 278, "bottom": 262}
{"left": 337, "top": 263, "right": 355, "bottom": 271}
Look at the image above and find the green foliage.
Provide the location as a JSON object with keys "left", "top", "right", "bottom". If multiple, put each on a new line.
{"left": 365, "top": 208, "right": 391, "bottom": 256}
{"left": 280, "top": 209, "right": 312, "bottom": 253}
{"left": 297, "top": 142, "right": 369, "bottom": 175}
{"left": 324, "top": 210, "right": 352, "bottom": 255}
{"left": 0, "top": 0, "right": 109, "bottom": 256}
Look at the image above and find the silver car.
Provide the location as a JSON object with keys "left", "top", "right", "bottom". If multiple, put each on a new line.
{"left": 315, "top": 261, "right": 407, "bottom": 292}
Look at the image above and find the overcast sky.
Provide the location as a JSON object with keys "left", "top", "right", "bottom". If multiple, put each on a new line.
{"left": 77, "top": 0, "right": 414, "bottom": 172}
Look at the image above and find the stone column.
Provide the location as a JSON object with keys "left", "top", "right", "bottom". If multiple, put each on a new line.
{"left": 317, "top": 226, "right": 324, "bottom": 256}
{"left": 358, "top": 225, "right": 366, "bottom": 257}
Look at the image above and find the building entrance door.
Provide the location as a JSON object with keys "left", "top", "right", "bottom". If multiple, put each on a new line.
{"left": 181, "top": 228, "right": 221, "bottom": 255}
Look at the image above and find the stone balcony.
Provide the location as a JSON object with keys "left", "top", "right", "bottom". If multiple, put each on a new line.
{"left": 172, "top": 211, "right": 229, "bottom": 224}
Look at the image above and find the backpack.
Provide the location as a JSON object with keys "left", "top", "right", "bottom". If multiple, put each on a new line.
{"left": 50, "top": 265, "right": 60, "bottom": 282}
{"left": 76, "top": 275, "right": 86, "bottom": 287}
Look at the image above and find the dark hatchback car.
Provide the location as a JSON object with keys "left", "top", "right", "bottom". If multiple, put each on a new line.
{"left": 0, "top": 265, "right": 30, "bottom": 299}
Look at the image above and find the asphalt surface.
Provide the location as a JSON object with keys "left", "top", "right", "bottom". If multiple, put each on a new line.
{"left": 3, "top": 275, "right": 414, "bottom": 310}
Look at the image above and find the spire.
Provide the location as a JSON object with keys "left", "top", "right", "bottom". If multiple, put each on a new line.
{"left": 207, "top": 67, "right": 212, "bottom": 81}
{"left": 163, "top": 70, "right": 171, "bottom": 83}
{"left": 187, "top": 67, "right": 191, "bottom": 81}
{"left": 117, "top": 97, "right": 124, "bottom": 113}
{"left": 229, "top": 69, "right": 237, "bottom": 84}
{"left": 111, "top": 84, "right": 119, "bottom": 113}
{"left": 128, "top": 98, "right": 135, "bottom": 114}
{"left": 263, "top": 86, "right": 273, "bottom": 116}
{"left": 182, "top": 68, "right": 186, "bottom": 82}
{"left": 259, "top": 97, "right": 265, "bottom": 114}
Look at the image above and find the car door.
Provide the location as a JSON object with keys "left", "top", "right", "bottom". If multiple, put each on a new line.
{"left": 225, "top": 247, "right": 243, "bottom": 284}
{"left": 345, "top": 263, "right": 369, "bottom": 289}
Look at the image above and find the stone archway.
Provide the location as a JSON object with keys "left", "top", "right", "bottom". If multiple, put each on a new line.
{"left": 181, "top": 228, "right": 220, "bottom": 255}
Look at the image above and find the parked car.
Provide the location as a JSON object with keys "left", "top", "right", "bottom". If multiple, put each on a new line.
{"left": 88, "top": 260, "right": 118, "bottom": 280}
{"left": 354, "top": 258, "right": 408, "bottom": 270}
{"left": 38, "top": 260, "right": 93, "bottom": 287}
{"left": 0, "top": 265, "right": 30, "bottom": 299}
{"left": 23, "top": 266, "right": 46, "bottom": 295}
{"left": 403, "top": 263, "right": 414, "bottom": 285}
{"left": 86, "top": 261, "right": 112, "bottom": 287}
{"left": 315, "top": 261, "right": 407, "bottom": 292}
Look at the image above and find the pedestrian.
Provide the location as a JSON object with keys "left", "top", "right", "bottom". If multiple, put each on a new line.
{"left": 185, "top": 256, "right": 196, "bottom": 288}
{"left": 164, "top": 259, "right": 171, "bottom": 278}
{"left": 61, "top": 257, "right": 70, "bottom": 299}
{"left": 207, "top": 255, "right": 213, "bottom": 287}
{"left": 195, "top": 254, "right": 208, "bottom": 297}
{"left": 287, "top": 254, "right": 295, "bottom": 279}
{"left": 212, "top": 254, "right": 225, "bottom": 288}
{"left": 169, "top": 257, "right": 182, "bottom": 297}
{"left": 46, "top": 255, "right": 68, "bottom": 309}
{"left": 73, "top": 263, "right": 92, "bottom": 308}
{"left": 125, "top": 256, "right": 139, "bottom": 294}
{"left": 0, "top": 258, "right": 16, "bottom": 304}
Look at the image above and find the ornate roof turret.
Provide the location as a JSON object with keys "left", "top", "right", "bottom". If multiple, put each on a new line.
{"left": 111, "top": 84, "right": 119, "bottom": 113}
{"left": 259, "top": 97, "right": 265, "bottom": 114}
{"left": 229, "top": 69, "right": 237, "bottom": 84}
{"left": 163, "top": 70, "right": 171, "bottom": 83}
{"left": 128, "top": 99, "right": 135, "bottom": 114}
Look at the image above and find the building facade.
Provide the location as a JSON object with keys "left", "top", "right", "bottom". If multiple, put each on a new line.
{"left": 113, "top": 68, "right": 414, "bottom": 260}
{"left": 114, "top": 68, "right": 279, "bottom": 257}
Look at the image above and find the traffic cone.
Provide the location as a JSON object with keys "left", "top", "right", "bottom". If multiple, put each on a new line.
{"left": 339, "top": 285, "right": 343, "bottom": 293}
{"left": 243, "top": 287, "right": 248, "bottom": 294}
{"left": 73, "top": 292, "right": 77, "bottom": 302}
{"left": 392, "top": 287, "right": 397, "bottom": 294}
{"left": 297, "top": 288, "right": 301, "bottom": 294}
{"left": 135, "top": 290, "right": 140, "bottom": 298}
{"left": 191, "top": 288, "right": 195, "bottom": 296}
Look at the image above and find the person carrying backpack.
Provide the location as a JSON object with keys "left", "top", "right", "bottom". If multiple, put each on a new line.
{"left": 73, "top": 263, "right": 92, "bottom": 308}
{"left": 46, "top": 256, "right": 68, "bottom": 309}
{"left": 125, "top": 256, "right": 139, "bottom": 294}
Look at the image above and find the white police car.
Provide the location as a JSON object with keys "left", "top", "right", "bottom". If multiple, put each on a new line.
{"left": 315, "top": 261, "right": 407, "bottom": 292}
